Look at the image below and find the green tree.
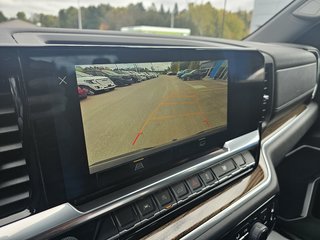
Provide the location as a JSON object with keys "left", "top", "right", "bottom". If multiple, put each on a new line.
{"left": 32, "top": 13, "right": 59, "bottom": 27}
{"left": 175, "top": 10, "right": 197, "bottom": 34}
{"left": 188, "top": 61, "right": 200, "bottom": 70}
{"left": 160, "top": 4, "right": 165, "bottom": 14}
{"left": 179, "top": 61, "right": 190, "bottom": 70}
{"left": 186, "top": 3, "right": 249, "bottom": 39}
{"left": 127, "top": 3, "right": 146, "bottom": 26}
{"left": 188, "top": 3, "right": 216, "bottom": 36}
{"left": 223, "top": 12, "right": 247, "bottom": 39}
{"left": 59, "top": 7, "right": 78, "bottom": 28}
{"left": 236, "top": 10, "right": 252, "bottom": 33}
{"left": 82, "top": 6, "right": 103, "bottom": 29}
{"left": 16, "top": 12, "right": 27, "bottom": 21}
{"left": 105, "top": 7, "right": 135, "bottom": 30}
{"left": 7, "top": 2, "right": 251, "bottom": 40}
{"left": 170, "top": 62, "right": 179, "bottom": 73}
{"left": 149, "top": 3, "right": 157, "bottom": 12}
{"left": 95, "top": 4, "right": 113, "bottom": 30}
{"left": 135, "top": 4, "right": 170, "bottom": 27}
{"left": 174, "top": 3, "right": 179, "bottom": 15}
{"left": 0, "top": 11, "right": 7, "bottom": 22}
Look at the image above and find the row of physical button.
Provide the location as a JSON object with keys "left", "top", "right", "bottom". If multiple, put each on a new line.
{"left": 112, "top": 155, "right": 248, "bottom": 232}
{"left": 113, "top": 191, "right": 175, "bottom": 231}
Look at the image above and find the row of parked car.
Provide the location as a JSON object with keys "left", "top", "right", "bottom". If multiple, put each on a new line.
{"left": 170, "top": 64, "right": 228, "bottom": 81}
{"left": 76, "top": 69, "right": 159, "bottom": 99}
{"left": 176, "top": 68, "right": 210, "bottom": 80}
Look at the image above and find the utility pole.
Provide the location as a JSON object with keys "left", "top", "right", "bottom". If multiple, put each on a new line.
{"left": 77, "top": 0, "right": 82, "bottom": 29}
{"left": 221, "top": 0, "right": 227, "bottom": 37}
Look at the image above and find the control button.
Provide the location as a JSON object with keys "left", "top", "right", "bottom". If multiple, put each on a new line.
{"left": 186, "top": 175, "right": 202, "bottom": 191}
{"left": 113, "top": 205, "right": 139, "bottom": 230}
{"left": 212, "top": 159, "right": 236, "bottom": 178}
{"left": 250, "top": 215, "right": 259, "bottom": 225}
{"left": 58, "top": 76, "right": 67, "bottom": 85}
{"left": 241, "top": 223, "right": 250, "bottom": 236}
{"left": 136, "top": 197, "right": 157, "bottom": 219}
{"left": 233, "top": 155, "right": 246, "bottom": 167}
{"left": 199, "top": 169, "right": 216, "bottom": 185}
{"left": 233, "top": 223, "right": 251, "bottom": 240}
{"left": 171, "top": 182, "right": 189, "bottom": 200}
{"left": 259, "top": 207, "right": 269, "bottom": 224}
{"left": 248, "top": 222, "right": 269, "bottom": 240}
{"left": 97, "top": 215, "right": 118, "bottom": 240}
{"left": 235, "top": 232, "right": 241, "bottom": 240}
{"left": 154, "top": 189, "right": 175, "bottom": 208}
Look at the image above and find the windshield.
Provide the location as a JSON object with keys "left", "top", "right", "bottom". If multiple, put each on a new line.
{"left": 0, "top": 0, "right": 293, "bottom": 40}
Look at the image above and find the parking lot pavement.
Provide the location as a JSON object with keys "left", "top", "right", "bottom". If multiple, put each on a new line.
{"left": 80, "top": 75, "right": 227, "bottom": 166}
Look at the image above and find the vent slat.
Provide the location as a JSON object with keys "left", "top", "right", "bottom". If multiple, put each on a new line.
{"left": 0, "top": 142, "right": 22, "bottom": 153}
{"left": 0, "top": 175, "right": 30, "bottom": 190}
{"left": 0, "top": 108, "right": 15, "bottom": 115}
{"left": 0, "top": 125, "right": 19, "bottom": 134}
{"left": 0, "top": 191, "right": 30, "bottom": 207}
{"left": 0, "top": 159, "right": 26, "bottom": 171}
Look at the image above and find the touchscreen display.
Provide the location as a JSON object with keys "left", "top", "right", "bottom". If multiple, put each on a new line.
{"left": 75, "top": 60, "right": 228, "bottom": 169}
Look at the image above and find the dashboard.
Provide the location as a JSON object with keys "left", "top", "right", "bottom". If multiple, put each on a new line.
{"left": 0, "top": 28, "right": 318, "bottom": 240}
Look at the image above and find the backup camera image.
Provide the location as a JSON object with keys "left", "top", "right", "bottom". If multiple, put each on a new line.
{"left": 75, "top": 60, "right": 228, "bottom": 168}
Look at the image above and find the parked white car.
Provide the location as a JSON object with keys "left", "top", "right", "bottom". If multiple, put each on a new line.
{"left": 76, "top": 71, "right": 116, "bottom": 95}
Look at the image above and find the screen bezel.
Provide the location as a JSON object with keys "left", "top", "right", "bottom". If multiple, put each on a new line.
{"left": 18, "top": 46, "right": 265, "bottom": 201}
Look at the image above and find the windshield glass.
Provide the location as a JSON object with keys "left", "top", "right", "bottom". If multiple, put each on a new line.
{"left": 1, "top": 0, "right": 293, "bottom": 40}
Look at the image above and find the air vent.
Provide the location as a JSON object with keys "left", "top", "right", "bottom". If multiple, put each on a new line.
{"left": 0, "top": 80, "right": 31, "bottom": 224}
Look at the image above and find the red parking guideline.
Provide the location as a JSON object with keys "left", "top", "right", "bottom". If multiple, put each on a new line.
{"left": 132, "top": 131, "right": 143, "bottom": 145}
{"left": 203, "top": 118, "right": 210, "bottom": 127}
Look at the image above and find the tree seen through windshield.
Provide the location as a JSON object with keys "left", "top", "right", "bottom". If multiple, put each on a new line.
{"left": 0, "top": 2, "right": 252, "bottom": 40}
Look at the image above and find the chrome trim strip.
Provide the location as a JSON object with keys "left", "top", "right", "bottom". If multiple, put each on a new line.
{"left": 0, "top": 204, "right": 82, "bottom": 240}
{"left": 0, "top": 131, "right": 259, "bottom": 240}
{"left": 183, "top": 104, "right": 314, "bottom": 239}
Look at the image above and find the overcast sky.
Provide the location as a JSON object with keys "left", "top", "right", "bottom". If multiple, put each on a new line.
{"left": 0, "top": 0, "right": 254, "bottom": 18}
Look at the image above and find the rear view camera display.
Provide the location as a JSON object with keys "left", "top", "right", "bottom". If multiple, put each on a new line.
{"left": 75, "top": 60, "right": 228, "bottom": 170}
